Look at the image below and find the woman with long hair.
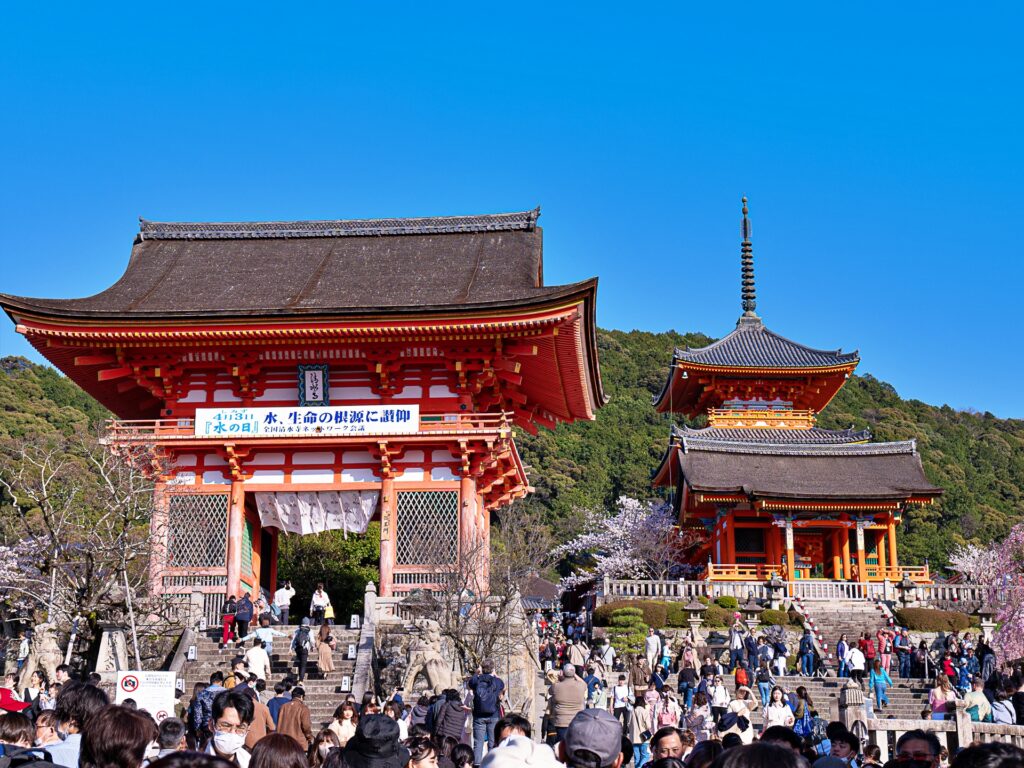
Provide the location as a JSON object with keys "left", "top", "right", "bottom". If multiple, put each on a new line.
{"left": 685, "top": 692, "right": 713, "bottom": 743}
{"left": 762, "top": 687, "right": 794, "bottom": 731}
{"left": 250, "top": 733, "right": 308, "bottom": 768}
{"left": 308, "top": 728, "right": 341, "bottom": 768}
{"left": 869, "top": 659, "right": 893, "bottom": 709}
{"left": 317, "top": 623, "right": 336, "bottom": 675}
{"left": 328, "top": 701, "right": 359, "bottom": 746}
{"left": 930, "top": 673, "right": 956, "bottom": 720}
{"left": 628, "top": 694, "right": 653, "bottom": 767}
{"left": 79, "top": 705, "right": 159, "bottom": 768}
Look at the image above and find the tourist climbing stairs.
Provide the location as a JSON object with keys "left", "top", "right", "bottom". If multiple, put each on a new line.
{"left": 183, "top": 625, "right": 362, "bottom": 728}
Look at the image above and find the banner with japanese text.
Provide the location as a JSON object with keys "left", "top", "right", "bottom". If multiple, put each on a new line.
{"left": 194, "top": 405, "right": 420, "bottom": 437}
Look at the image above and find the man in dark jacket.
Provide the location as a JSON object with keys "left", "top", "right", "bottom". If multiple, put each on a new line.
{"left": 468, "top": 660, "right": 505, "bottom": 764}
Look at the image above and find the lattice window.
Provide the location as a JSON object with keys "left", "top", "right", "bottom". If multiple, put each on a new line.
{"left": 242, "top": 520, "right": 254, "bottom": 576}
{"left": 395, "top": 491, "right": 458, "bottom": 565}
{"left": 167, "top": 494, "right": 228, "bottom": 568}
{"left": 735, "top": 527, "right": 765, "bottom": 554}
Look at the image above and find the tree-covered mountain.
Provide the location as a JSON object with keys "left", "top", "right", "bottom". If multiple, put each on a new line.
{"left": 2, "top": 325, "right": 1022, "bottom": 571}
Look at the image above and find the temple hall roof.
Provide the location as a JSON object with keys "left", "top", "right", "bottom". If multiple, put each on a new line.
{"left": 673, "top": 315, "right": 860, "bottom": 370}
{"left": 673, "top": 424, "right": 872, "bottom": 444}
{"left": 676, "top": 437, "right": 941, "bottom": 500}
{"left": 0, "top": 208, "right": 597, "bottom": 320}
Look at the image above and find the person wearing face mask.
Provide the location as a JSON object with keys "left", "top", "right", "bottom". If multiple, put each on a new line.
{"left": 308, "top": 728, "right": 341, "bottom": 768}
{"left": 48, "top": 681, "right": 110, "bottom": 768}
{"left": 205, "top": 691, "right": 255, "bottom": 767}
{"left": 34, "top": 710, "right": 61, "bottom": 750}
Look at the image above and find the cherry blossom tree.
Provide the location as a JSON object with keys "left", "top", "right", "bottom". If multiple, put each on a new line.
{"left": 552, "top": 496, "right": 706, "bottom": 589}
{"left": 948, "top": 542, "right": 1002, "bottom": 584}
{"left": 990, "top": 525, "right": 1024, "bottom": 663}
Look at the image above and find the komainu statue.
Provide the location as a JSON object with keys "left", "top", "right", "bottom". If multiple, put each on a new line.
{"left": 402, "top": 618, "right": 452, "bottom": 694}
{"left": 18, "top": 623, "right": 63, "bottom": 690}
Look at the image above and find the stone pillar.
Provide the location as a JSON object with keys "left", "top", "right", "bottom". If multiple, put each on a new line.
{"left": 838, "top": 680, "right": 868, "bottom": 735}
{"left": 363, "top": 581, "right": 378, "bottom": 626}
{"left": 379, "top": 477, "right": 396, "bottom": 597}
{"left": 227, "top": 480, "right": 245, "bottom": 599}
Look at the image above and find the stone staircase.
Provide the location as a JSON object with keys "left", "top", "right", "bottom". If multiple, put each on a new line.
{"left": 796, "top": 597, "right": 893, "bottom": 656}
{"left": 183, "top": 626, "right": 361, "bottom": 728}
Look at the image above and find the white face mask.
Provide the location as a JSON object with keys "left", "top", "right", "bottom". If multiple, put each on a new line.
{"left": 318, "top": 745, "right": 333, "bottom": 758}
{"left": 213, "top": 731, "right": 246, "bottom": 756}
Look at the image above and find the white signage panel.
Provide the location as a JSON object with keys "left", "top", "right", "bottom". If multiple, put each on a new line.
{"left": 116, "top": 670, "right": 177, "bottom": 722}
{"left": 195, "top": 405, "right": 420, "bottom": 437}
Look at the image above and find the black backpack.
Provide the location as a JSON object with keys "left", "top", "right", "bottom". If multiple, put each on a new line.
{"left": 0, "top": 745, "right": 57, "bottom": 768}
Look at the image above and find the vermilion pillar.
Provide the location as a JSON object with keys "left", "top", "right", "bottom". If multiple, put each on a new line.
{"left": 227, "top": 480, "right": 245, "bottom": 599}
{"left": 887, "top": 516, "right": 899, "bottom": 571}
{"left": 841, "top": 528, "right": 852, "bottom": 580}
{"left": 831, "top": 531, "right": 842, "bottom": 580}
{"left": 877, "top": 530, "right": 887, "bottom": 578}
{"left": 379, "top": 476, "right": 396, "bottom": 597}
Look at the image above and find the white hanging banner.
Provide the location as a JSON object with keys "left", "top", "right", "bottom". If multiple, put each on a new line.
{"left": 195, "top": 405, "right": 419, "bottom": 437}
{"left": 255, "top": 491, "right": 378, "bottom": 536}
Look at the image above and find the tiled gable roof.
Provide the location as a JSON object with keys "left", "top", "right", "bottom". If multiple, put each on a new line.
{"left": 675, "top": 316, "right": 859, "bottom": 369}
{"left": 675, "top": 425, "right": 872, "bottom": 445}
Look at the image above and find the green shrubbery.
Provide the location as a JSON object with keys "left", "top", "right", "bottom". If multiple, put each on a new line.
{"left": 893, "top": 607, "right": 973, "bottom": 632}
{"left": 595, "top": 598, "right": 801, "bottom": 631}
{"left": 594, "top": 600, "right": 667, "bottom": 628}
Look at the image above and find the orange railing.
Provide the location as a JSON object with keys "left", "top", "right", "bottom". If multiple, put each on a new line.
{"left": 707, "top": 408, "right": 816, "bottom": 429}
{"left": 106, "top": 411, "right": 513, "bottom": 442}
{"left": 706, "top": 563, "right": 786, "bottom": 581}
{"left": 864, "top": 565, "right": 931, "bottom": 583}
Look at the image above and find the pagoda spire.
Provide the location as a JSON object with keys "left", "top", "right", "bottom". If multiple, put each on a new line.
{"left": 740, "top": 196, "right": 758, "bottom": 318}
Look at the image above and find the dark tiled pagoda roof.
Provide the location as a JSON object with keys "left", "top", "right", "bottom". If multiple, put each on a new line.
{"left": 674, "top": 316, "right": 859, "bottom": 369}
{"left": 677, "top": 437, "right": 941, "bottom": 500}
{"left": 673, "top": 424, "right": 872, "bottom": 444}
{"left": 0, "top": 208, "right": 597, "bottom": 320}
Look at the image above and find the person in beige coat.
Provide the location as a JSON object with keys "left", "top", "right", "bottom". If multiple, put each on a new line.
{"left": 546, "top": 664, "right": 588, "bottom": 743}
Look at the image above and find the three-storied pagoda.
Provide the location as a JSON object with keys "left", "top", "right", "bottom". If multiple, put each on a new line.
{"left": 653, "top": 200, "right": 941, "bottom": 583}
{"left": 0, "top": 209, "right": 605, "bottom": 615}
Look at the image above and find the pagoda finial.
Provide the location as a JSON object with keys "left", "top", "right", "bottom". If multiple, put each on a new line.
{"left": 740, "top": 196, "right": 758, "bottom": 318}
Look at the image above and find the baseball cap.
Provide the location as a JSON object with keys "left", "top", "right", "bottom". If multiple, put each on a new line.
{"left": 481, "top": 736, "right": 562, "bottom": 768}
{"left": 563, "top": 709, "right": 623, "bottom": 768}
{"left": 0, "top": 688, "right": 31, "bottom": 713}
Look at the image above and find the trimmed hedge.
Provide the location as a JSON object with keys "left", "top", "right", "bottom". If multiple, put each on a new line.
{"left": 666, "top": 602, "right": 688, "bottom": 628}
{"left": 704, "top": 604, "right": 732, "bottom": 627}
{"left": 760, "top": 609, "right": 790, "bottom": 626}
{"left": 893, "top": 607, "right": 973, "bottom": 632}
{"left": 594, "top": 600, "right": 668, "bottom": 629}
{"left": 715, "top": 596, "right": 739, "bottom": 610}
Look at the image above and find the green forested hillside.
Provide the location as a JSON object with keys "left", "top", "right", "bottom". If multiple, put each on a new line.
{"left": 2, "top": 326, "right": 1023, "bottom": 571}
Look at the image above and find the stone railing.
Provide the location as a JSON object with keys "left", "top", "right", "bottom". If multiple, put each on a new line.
{"left": 598, "top": 577, "right": 1004, "bottom": 607}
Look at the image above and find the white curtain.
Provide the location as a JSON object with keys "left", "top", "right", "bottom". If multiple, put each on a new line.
{"left": 254, "top": 491, "right": 378, "bottom": 537}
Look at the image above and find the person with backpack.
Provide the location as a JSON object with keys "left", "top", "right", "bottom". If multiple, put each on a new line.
{"left": 291, "top": 619, "right": 317, "bottom": 683}
{"left": 233, "top": 593, "right": 255, "bottom": 648}
{"left": 772, "top": 638, "right": 789, "bottom": 677}
{"left": 468, "top": 660, "right": 504, "bottom": 765}
{"left": 754, "top": 659, "right": 775, "bottom": 708}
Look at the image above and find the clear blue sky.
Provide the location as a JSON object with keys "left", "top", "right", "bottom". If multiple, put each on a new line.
{"left": 1, "top": 4, "right": 1021, "bottom": 417}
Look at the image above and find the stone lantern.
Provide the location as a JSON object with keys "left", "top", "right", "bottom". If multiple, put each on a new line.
{"left": 765, "top": 572, "right": 786, "bottom": 610}
{"left": 895, "top": 573, "right": 917, "bottom": 608}
{"left": 977, "top": 604, "right": 998, "bottom": 643}
{"left": 685, "top": 599, "right": 707, "bottom": 642}
{"left": 741, "top": 596, "right": 764, "bottom": 634}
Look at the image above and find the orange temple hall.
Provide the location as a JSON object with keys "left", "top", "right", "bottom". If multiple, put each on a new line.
{"left": 652, "top": 200, "right": 941, "bottom": 583}
{"left": 0, "top": 210, "right": 605, "bottom": 613}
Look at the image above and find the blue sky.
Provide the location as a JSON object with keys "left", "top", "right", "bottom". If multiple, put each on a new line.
{"left": 1, "top": 3, "right": 1021, "bottom": 417}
